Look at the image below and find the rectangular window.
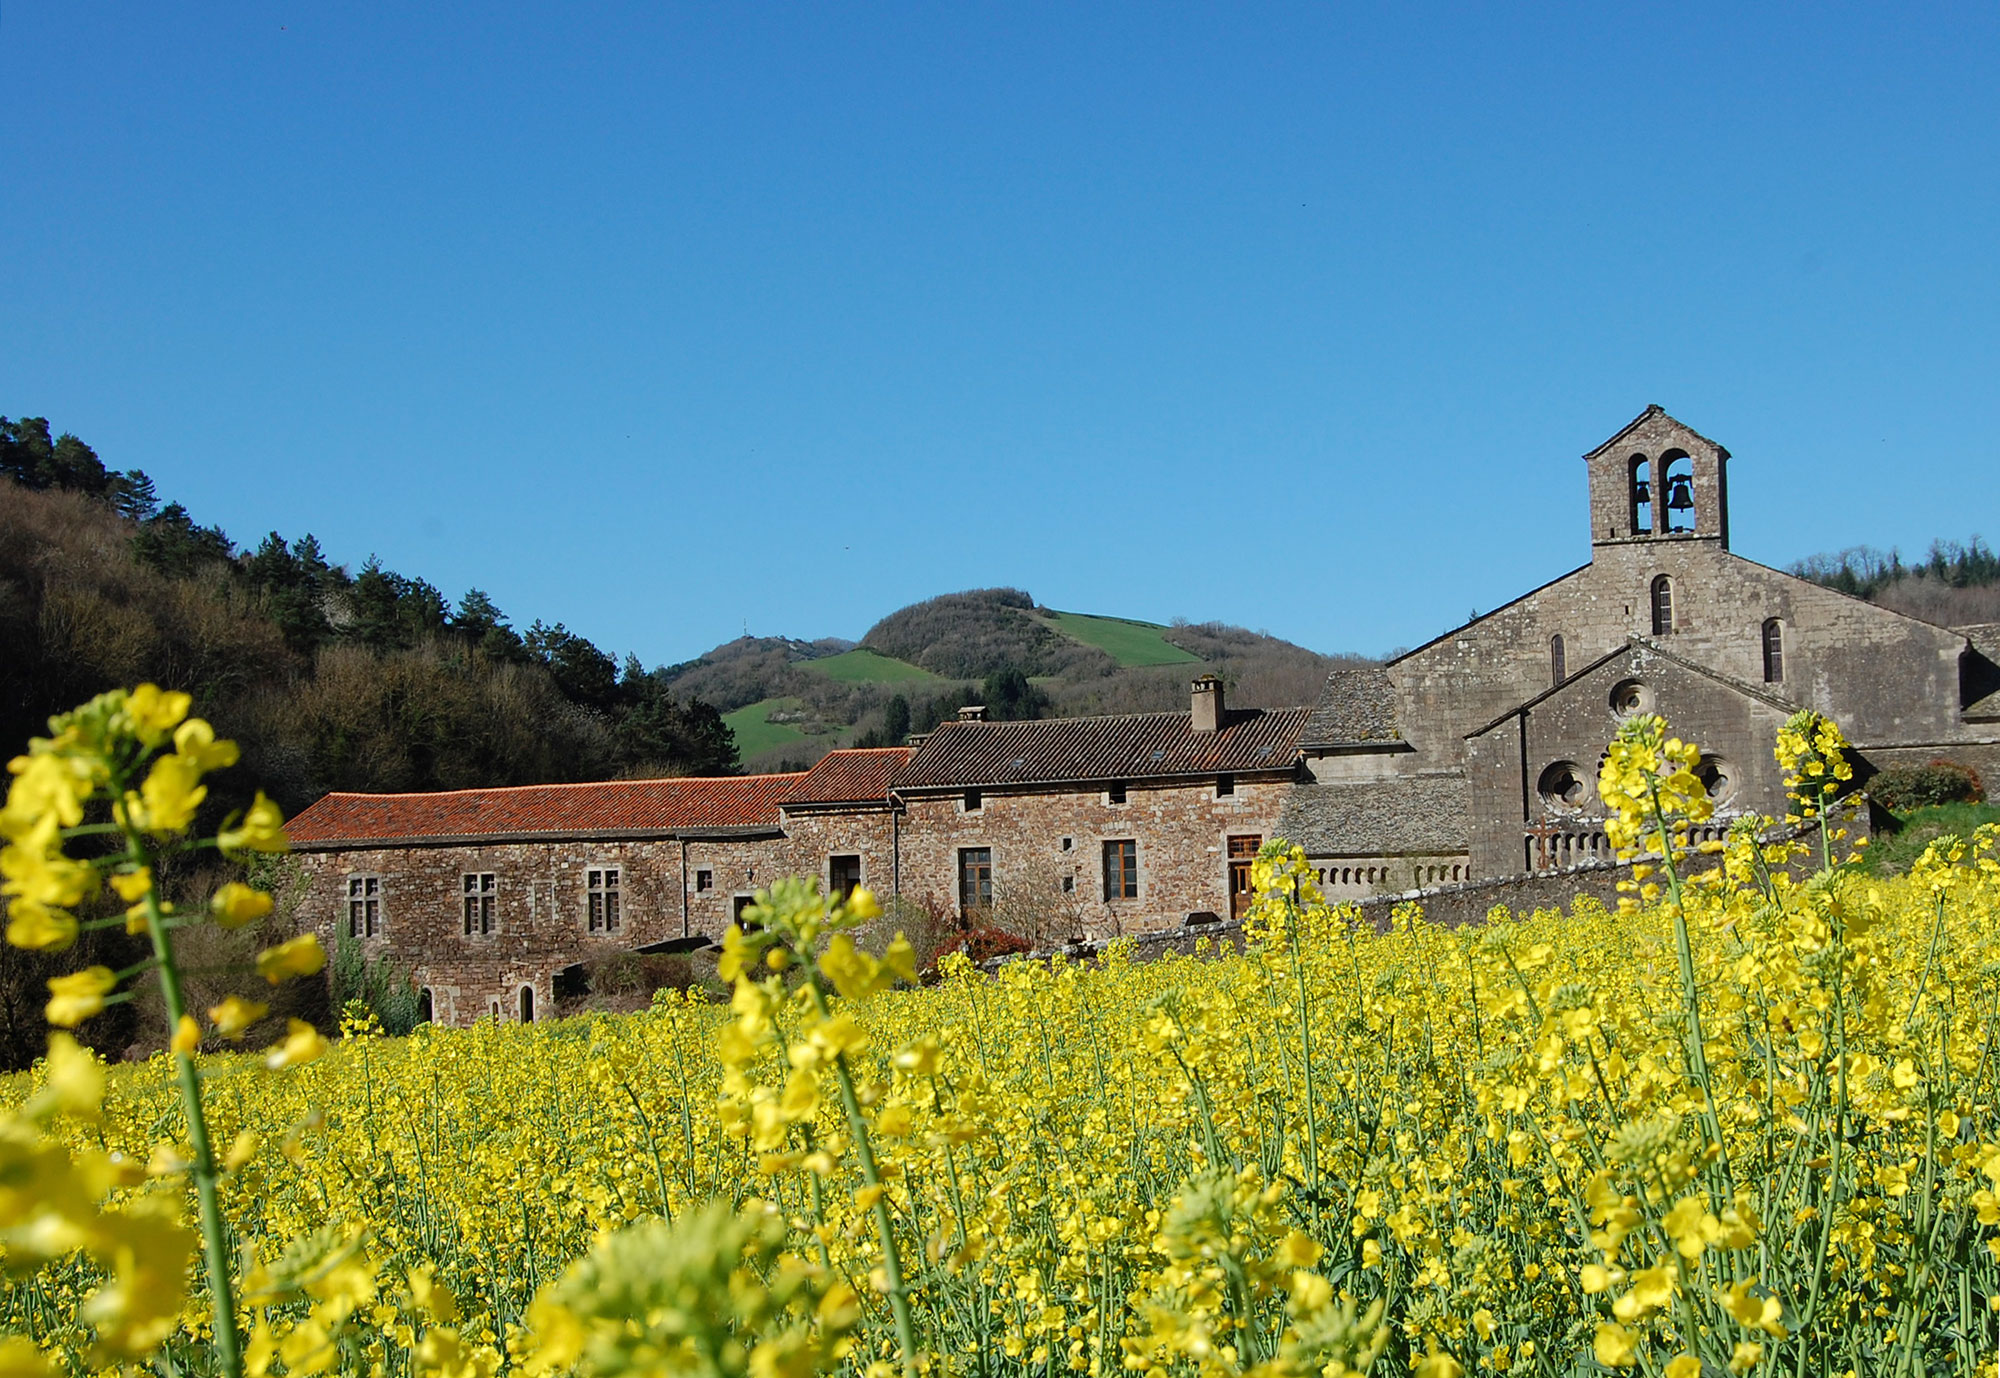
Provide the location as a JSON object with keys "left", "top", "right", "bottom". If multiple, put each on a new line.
{"left": 587, "top": 867, "right": 622, "bottom": 933}
{"left": 828, "top": 854, "right": 863, "bottom": 902}
{"left": 957, "top": 847, "right": 993, "bottom": 915}
{"left": 1103, "top": 840, "right": 1138, "bottom": 900}
{"left": 695, "top": 868, "right": 714, "bottom": 892}
{"left": 461, "top": 873, "right": 496, "bottom": 936}
{"left": 963, "top": 789, "right": 982, "bottom": 812}
{"left": 346, "top": 875, "right": 381, "bottom": 938}
{"left": 1107, "top": 782, "right": 1127, "bottom": 805}
{"left": 1215, "top": 775, "right": 1235, "bottom": 798}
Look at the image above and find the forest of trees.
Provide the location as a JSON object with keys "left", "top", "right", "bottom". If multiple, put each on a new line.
{"left": 0, "top": 416, "right": 738, "bottom": 825}
{"left": 1791, "top": 536, "right": 2000, "bottom": 626}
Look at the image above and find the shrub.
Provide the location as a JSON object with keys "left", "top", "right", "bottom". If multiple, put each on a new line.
{"left": 328, "top": 934, "right": 425, "bottom": 1035}
{"left": 1869, "top": 758, "right": 1985, "bottom": 812}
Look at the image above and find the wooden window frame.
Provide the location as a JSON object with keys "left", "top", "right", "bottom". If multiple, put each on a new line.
{"left": 828, "top": 854, "right": 863, "bottom": 902}
{"left": 586, "top": 866, "right": 622, "bottom": 933}
{"left": 957, "top": 847, "right": 993, "bottom": 915}
{"left": 1102, "top": 840, "right": 1138, "bottom": 900}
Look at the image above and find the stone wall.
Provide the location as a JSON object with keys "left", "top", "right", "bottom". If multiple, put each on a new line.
{"left": 892, "top": 777, "right": 1291, "bottom": 937}
{"left": 1462, "top": 645, "right": 1794, "bottom": 875}
{"left": 1391, "top": 545, "right": 1971, "bottom": 774}
{"left": 294, "top": 834, "right": 794, "bottom": 1026}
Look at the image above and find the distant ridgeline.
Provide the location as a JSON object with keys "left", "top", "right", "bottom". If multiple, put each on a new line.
{"left": 0, "top": 416, "right": 738, "bottom": 818}
{"left": 1790, "top": 536, "right": 2000, "bottom": 628}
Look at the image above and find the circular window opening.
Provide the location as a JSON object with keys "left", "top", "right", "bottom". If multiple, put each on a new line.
{"left": 1538, "top": 760, "right": 1591, "bottom": 813}
{"left": 1695, "top": 754, "right": 1738, "bottom": 806}
{"left": 1609, "top": 679, "right": 1654, "bottom": 718}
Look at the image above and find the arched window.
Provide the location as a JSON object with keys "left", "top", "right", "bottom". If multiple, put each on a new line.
{"left": 1551, "top": 634, "right": 1567, "bottom": 686}
{"left": 1629, "top": 455, "right": 1653, "bottom": 535}
{"left": 1661, "top": 452, "right": 1695, "bottom": 533}
{"left": 1651, "top": 576, "right": 1674, "bottom": 635}
{"left": 1762, "top": 619, "right": 1784, "bottom": 682}
{"left": 519, "top": 984, "right": 535, "bottom": 1023}
{"left": 417, "top": 988, "right": 434, "bottom": 1024}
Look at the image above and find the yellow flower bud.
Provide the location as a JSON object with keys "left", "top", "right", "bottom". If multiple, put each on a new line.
{"left": 211, "top": 881, "right": 275, "bottom": 929}
{"left": 209, "top": 994, "right": 271, "bottom": 1040}
{"left": 257, "top": 934, "right": 326, "bottom": 984}
{"left": 218, "top": 792, "right": 288, "bottom": 856}
{"left": 265, "top": 1019, "right": 330, "bottom": 1070}
{"left": 45, "top": 966, "right": 117, "bottom": 1027}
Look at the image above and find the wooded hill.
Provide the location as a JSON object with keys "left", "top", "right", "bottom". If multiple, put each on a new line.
{"left": 0, "top": 415, "right": 1361, "bottom": 792}
{"left": 668, "top": 590, "right": 1365, "bottom": 773}
{"left": 1, "top": 418, "right": 738, "bottom": 823}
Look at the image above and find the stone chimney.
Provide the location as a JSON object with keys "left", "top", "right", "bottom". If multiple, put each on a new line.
{"left": 1190, "top": 675, "right": 1224, "bottom": 733}
{"left": 957, "top": 705, "right": 988, "bottom": 722}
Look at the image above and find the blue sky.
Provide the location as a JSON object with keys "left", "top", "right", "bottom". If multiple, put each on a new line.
{"left": 4, "top": 3, "right": 1995, "bottom": 664}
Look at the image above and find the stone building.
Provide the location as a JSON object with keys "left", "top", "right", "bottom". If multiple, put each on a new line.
{"left": 285, "top": 406, "right": 2000, "bottom": 1023}
{"left": 1280, "top": 405, "right": 2000, "bottom": 885}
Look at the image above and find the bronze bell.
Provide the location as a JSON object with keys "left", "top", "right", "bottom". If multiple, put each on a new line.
{"left": 1666, "top": 474, "right": 1695, "bottom": 511}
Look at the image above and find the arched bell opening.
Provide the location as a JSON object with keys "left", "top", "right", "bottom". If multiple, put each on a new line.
{"left": 1661, "top": 452, "right": 1696, "bottom": 533}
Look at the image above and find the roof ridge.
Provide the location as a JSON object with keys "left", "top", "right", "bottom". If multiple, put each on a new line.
{"left": 936, "top": 704, "right": 1312, "bottom": 730}
{"left": 298, "top": 772, "right": 807, "bottom": 805}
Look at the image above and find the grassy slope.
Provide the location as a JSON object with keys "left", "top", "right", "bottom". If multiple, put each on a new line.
{"left": 1866, "top": 801, "right": 2000, "bottom": 875}
{"left": 1041, "top": 611, "right": 1203, "bottom": 668}
{"left": 723, "top": 697, "right": 808, "bottom": 759}
{"left": 801, "top": 649, "right": 938, "bottom": 684}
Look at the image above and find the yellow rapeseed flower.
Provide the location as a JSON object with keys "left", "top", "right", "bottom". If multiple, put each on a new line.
{"left": 256, "top": 934, "right": 327, "bottom": 984}
{"left": 45, "top": 966, "right": 117, "bottom": 1027}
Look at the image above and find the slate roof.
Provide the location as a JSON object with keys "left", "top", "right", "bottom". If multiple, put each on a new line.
{"left": 287, "top": 773, "right": 806, "bottom": 848}
{"left": 1302, "top": 668, "right": 1403, "bottom": 746}
{"left": 1275, "top": 773, "right": 1470, "bottom": 855}
{"left": 784, "top": 748, "right": 911, "bottom": 806}
{"left": 891, "top": 707, "right": 1311, "bottom": 791}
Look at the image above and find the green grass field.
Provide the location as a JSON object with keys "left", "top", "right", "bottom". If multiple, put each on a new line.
{"left": 1866, "top": 800, "right": 2000, "bottom": 875}
{"left": 723, "top": 696, "right": 809, "bottom": 760}
{"left": 801, "top": 648, "right": 938, "bottom": 683}
{"left": 1043, "top": 611, "right": 1204, "bottom": 667}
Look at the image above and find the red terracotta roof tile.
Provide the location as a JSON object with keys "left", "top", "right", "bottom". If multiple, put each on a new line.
{"left": 287, "top": 773, "right": 806, "bottom": 847}
{"left": 783, "top": 748, "right": 911, "bottom": 806}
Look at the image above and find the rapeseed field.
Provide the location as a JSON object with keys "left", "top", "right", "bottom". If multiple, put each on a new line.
{"left": 3, "top": 688, "right": 1998, "bottom": 1377}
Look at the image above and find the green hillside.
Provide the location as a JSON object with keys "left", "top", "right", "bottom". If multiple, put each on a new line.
{"left": 801, "top": 648, "right": 938, "bottom": 683}
{"left": 1042, "top": 610, "right": 1204, "bottom": 667}
{"left": 723, "top": 696, "right": 809, "bottom": 758}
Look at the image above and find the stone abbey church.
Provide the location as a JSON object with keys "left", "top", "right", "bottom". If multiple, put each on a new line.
{"left": 289, "top": 407, "right": 2000, "bottom": 1025}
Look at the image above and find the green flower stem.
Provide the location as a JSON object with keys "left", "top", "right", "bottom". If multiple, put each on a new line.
{"left": 127, "top": 829, "right": 244, "bottom": 1378}
{"left": 803, "top": 972, "right": 920, "bottom": 1378}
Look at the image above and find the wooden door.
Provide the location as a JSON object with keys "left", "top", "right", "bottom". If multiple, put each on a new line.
{"left": 1227, "top": 835, "right": 1261, "bottom": 922}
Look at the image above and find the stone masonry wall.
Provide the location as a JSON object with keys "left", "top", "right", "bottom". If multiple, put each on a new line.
{"left": 295, "top": 835, "right": 784, "bottom": 1026}
{"left": 1392, "top": 544, "right": 1971, "bottom": 773}
{"left": 1461, "top": 645, "right": 1794, "bottom": 875}
{"left": 892, "top": 778, "right": 1291, "bottom": 937}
